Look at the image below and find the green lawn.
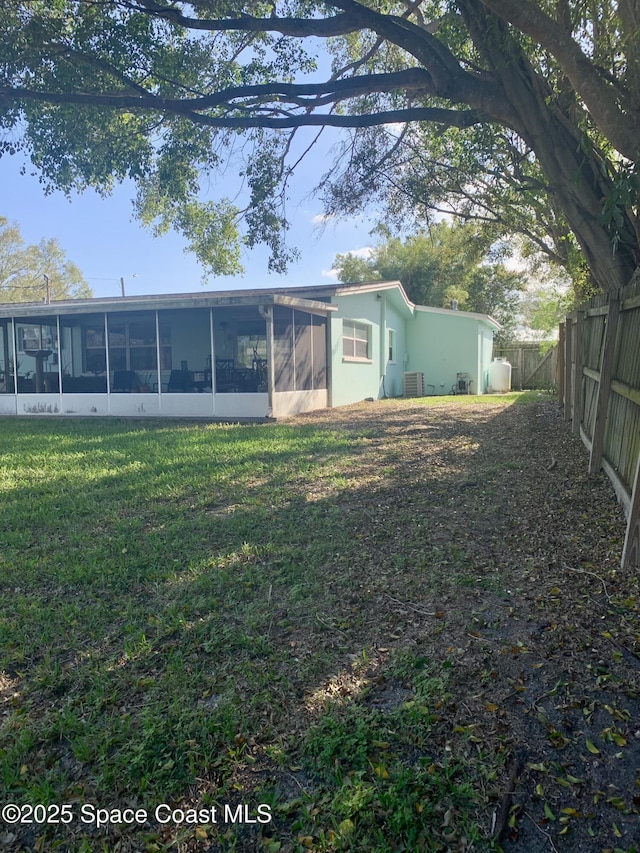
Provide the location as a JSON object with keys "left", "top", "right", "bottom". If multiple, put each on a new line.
{"left": 2, "top": 393, "right": 609, "bottom": 852}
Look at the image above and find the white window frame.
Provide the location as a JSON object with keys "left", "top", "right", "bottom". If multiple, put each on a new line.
{"left": 342, "top": 319, "right": 371, "bottom": 362}
{"left": 388, "top": 328, "right": 396, "bottom": 364}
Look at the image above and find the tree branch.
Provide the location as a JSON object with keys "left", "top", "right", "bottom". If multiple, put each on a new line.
{"left": 478, "top": 0, "right": 639, "bottom": 159}
{"left": 2, "top": 68, "right": 435, "bottom": 110}
{"left": 127, "top": 0, "right": 362, "bottom": 37}
{"left": 128, "top": 0, "right": 493, "bottom": 112}
{"left": 1, "top": 81, "right": 484, "bottom": 128}
{"left": 53, "top": 46, "right": 152, "bottom": 98}
{"left": 323, "top": 0, "right": 515, "bottom": 124}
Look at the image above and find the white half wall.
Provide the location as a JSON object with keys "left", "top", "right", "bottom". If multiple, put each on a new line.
{"left": 272, "top": 389, "right": 328, "bottom": 418}
{"left": 0, "top": 396, "right": 17, "bottom": 415}
{"left": 214, "top": 393, "right": 270, "bottom": 419}
{"left": 17, "top": 394, "right": 62, "bottom": 415}
{"left": 60, "top": 394, "right": 110, "bottom": 416}
{"left": 109, "top": 394, "right": 161, "bottom": 417}
{"left": 159, "top": 393, "right": 215, "bottom": 418}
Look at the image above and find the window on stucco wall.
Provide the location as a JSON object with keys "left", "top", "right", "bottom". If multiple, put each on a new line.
{"left": 343, "top": 320, "right": 370, "bottom": 360}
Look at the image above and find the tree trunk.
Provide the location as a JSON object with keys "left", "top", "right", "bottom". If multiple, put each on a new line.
{"left": 459, "top": 0, "right": 637, "bottom": 292}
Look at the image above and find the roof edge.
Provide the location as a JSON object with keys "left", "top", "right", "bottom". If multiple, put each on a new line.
{"left": 414, "top": 304, "right": 502, "bottom": 329}
{"left": 0, "top": 288, "right": 338, "bottom": 318}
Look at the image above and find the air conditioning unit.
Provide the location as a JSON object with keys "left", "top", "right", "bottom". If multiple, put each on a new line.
{"left": 403, "top": 371, "right": 425, "bottom": 397}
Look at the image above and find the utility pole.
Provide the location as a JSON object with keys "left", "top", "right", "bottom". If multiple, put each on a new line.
{"left": 120, "top": 277, "right": 126, "bottom": 297}
{"left": 43, "top": 274, "right": 50, "bottom": 304}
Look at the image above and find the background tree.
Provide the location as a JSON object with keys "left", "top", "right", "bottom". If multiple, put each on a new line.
{"left": 325, "top": 122, "right": 595, "bottom": 302}
{"left": 334, "top": 222, "right": 524, "bottom": 342}
{"left": 0, "top": 217, "right": 91, "bottom": 302}
{"left": 516, "top": 252, "right": 574, "bottom": 343}
{"left": 1, "top": 1, "right": 639, "bottom": 297}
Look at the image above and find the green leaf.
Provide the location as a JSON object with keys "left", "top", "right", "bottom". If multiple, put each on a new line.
{"left": 338, "top": 819, "right": 355, "bottom": 836}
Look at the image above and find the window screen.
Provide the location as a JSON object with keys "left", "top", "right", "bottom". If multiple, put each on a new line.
{"left": 274, "top": 306, "right": 328, "bottom": 392}
{"left": 294, "top": 311, "right": 313, "bottom": 390}
{"left": 312, "top": 315, "right": 327, "bottom": 389}
{"left": 273, "top": 306, "right": 295, "bottom": 392}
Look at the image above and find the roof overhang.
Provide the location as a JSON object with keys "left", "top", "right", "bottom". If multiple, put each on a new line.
{"left": 286, "top": 280, "right": 415, "bottom": 314}
{"left": 414, "top": 304, "right": 502, "bottom": 330}
{"left": 0, "top": 289, "right": 338, "bottom": 320}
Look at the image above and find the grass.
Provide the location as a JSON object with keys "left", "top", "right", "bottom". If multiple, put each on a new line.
{"left": 0, "top": 394, "right": 544, "bottom": 851}
{"left": 299, "top": 654, "right": 494, "bottom": 852}
{"left": 407, "top": 391, "right": 548, "bottom": 407}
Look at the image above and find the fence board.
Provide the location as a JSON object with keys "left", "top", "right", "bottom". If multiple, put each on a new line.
{"left": 622, "top": 455, "right": 640, "bottom": 567}
{"left": 589, "top": 294, "right": 619, "bottom": 473}
{"left": 561, "top": 276, "right": 640, "bottom": 568}
{"left": 494, "top": 343, "right": 558, "bottom": 389}
{"left": 583, "top": 376, "right": 599, "bottom": 442}
{"left": 558, "top": 324, "right": 565, "bottom": 402}
{"left": 564, "top": 318, "right": 574, "bottom": 424}
{"left": 573, "top": 312, "right": 585, "bottom": 435}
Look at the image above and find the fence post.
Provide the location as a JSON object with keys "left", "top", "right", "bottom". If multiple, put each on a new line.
{"left": 518, "top": 346, "right": 525, "bottom": 390}
{"left": 564, "top": 316, "right": 573, "bottom": 422}
{"left": 589, "top": 293, "right": 619, "bottom": 474}
{"left": 558, "top": 323, "right": 565, "bottom": 404}
{"left": 621, "top": 453, "right": 640, "bottom": 568}
{"left": 572, "top": 311, "right": 585, "bottom": 434}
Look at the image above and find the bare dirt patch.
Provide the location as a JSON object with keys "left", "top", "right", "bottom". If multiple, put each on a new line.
{"left": 285, "top": 396, "right": 640, "bottom": 851}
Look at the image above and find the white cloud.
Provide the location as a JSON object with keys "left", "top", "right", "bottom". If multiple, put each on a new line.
{"left": 321, "top": 246, "right": 374, "bottom": 279}
{"left": 347, "top": 246, "right": 374, "bottom": 259}
{"left": 321, "top": 267, "right": 339, "bottom": 279}
{"left": 312, "top": 213, "right": 336, "bottom": 225}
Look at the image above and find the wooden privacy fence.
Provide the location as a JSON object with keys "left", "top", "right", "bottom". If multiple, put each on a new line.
{"left": 494, "top": 342, "right": 557, "bottom": 389}
{"left": 560, "top": 276, "right": 640, "bottom": 568}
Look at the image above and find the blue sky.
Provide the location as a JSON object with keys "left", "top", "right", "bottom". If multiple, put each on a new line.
{"left": 0, "top": 128, "right": 376, "bottom": 300}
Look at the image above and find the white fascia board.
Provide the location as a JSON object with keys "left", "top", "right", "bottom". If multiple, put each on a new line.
{"left": 414, "top": 304, "right": 502, "bottom": 330}
{"left": 334, "top": 280, "right": 415, "bottom": 313}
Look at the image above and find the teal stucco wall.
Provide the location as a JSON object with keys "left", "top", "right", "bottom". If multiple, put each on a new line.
{"left": 327, "top": 287, "right": 498, "bottom": 404}
{"left": 329, "top": 290, "right": 410, "bottom": 406}
{"left": 407, "top": 307, "right": 496, "bottom": 395}
{"left": 379, "top": 297, "right": 408, "bottom": 399}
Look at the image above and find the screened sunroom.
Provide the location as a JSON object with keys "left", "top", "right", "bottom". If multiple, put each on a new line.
{"left": 0, "top": 291, "right": 334, "bottom": 419}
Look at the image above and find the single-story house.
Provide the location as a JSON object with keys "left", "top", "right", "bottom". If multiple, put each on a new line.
{"left": 0, "top": 281, "right": 500, "bottom": 419}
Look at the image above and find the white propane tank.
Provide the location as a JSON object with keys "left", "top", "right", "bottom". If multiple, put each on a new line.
{"left": 488, "top": 357, "right": 512, "bottom": 392}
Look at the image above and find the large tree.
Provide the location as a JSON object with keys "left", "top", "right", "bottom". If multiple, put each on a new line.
{"left": 0, "top": 216, "right": 91, "bottom": 302}
{"left": 1, "top": 1, "right": 638, "bottom": 294}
